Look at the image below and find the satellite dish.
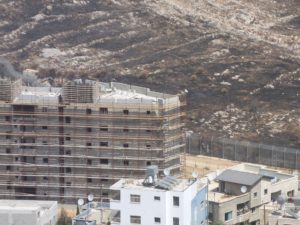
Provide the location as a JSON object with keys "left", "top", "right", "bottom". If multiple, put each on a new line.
{"left": 77, "top": 199, "right": 84, "bottom": 206}
{"left": 240, "top": 186, "right": 247, "bottom": 193}
{"left": 277, "top": 195, "right": 287, "bottom": 206}
{"left": 192, "top": 171, "right": 198, "bottom": 179}
{"left": 88, "top": 194, "right": 94, "bottom": 202}
{"left": 164, "top": 169, "right": 170, "bottom": 176}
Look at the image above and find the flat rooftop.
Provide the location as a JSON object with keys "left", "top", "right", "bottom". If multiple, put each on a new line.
{"left": 111, "top": 178, "right": 205, "bottom": 192}
{"left": 14, "top": 87, "right": 62, "bottom": 104}
{"left": 0, "top": 200, "right": 57, "bottom": 212}
{"left": 7, "top": 79, "right": 178, "bottom": 104}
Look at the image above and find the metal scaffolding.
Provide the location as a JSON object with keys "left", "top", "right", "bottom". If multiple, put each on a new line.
{"left": 0, "top": 79, "right": 185, "bottom": 203}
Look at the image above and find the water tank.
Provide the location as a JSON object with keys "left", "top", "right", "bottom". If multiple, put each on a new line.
{"left": 146, "top": 165, "right": 158, "bottom": 178}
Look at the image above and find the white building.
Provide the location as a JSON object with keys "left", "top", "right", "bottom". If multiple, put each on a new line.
{"left": 109, "top": 166, "right": 208, "bottom": 225}
{"left": 0, "top": 200, "right": 57, "bottom": 225}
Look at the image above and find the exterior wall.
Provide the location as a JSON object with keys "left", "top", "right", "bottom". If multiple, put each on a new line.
{"left": 215, "top": 194, "right": 250, "bottom": 224}
{"left": 110, "top": 180, "right": 207, "bottom": 225}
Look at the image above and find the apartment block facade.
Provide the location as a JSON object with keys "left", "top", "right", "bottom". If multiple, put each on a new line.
{"left": 0, "top": 79, "right": 185, "bottom": 203}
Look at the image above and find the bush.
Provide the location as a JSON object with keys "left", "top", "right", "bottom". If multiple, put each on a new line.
{"left": 56, "top": 208, "right": 72, "bottom": 225}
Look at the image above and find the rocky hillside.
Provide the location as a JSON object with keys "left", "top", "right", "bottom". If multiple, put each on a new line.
{"left": 0, "top": 0, "right": 299, "bottom": 147}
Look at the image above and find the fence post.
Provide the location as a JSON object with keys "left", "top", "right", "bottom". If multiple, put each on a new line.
{"left": 283, "top": 148, "right": 286, "bottom": 168}
{"left": 271, "top": 146, "right": 274, "bottom": 167}
{"left": 246, "top": 142, "right": 249, "bottom": 162}
{"left": 234, "top": 140, "right": 237, "bottom": 161}
{"left": 296, "top": 151, "right": 298, "bottom": 170}
{"left": 258, "top": 143, "right": 261, "bottom": 164}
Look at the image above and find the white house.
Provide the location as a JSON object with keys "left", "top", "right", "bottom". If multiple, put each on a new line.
{"left": 109, "top": 166, "right": 208, "bottom": 225}
{"left": 0, "top": 200, "right": 57, "bottom": 225}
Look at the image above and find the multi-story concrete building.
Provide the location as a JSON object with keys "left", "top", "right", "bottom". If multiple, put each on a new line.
{"left": 208, "top": 163, "right": 298, "bottom": 225}
{"left": 74, "top": 166, "right": 208, "bottom": 225}
{"left": 0, "top": 78, "right": 185, "bottom": 203}
{"left": 0, "top": 200, "right": 57, "bottom": 225}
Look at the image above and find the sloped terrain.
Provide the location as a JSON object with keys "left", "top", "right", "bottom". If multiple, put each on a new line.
{"left": 0, "top": 0, "right": 299, "bottom": 147}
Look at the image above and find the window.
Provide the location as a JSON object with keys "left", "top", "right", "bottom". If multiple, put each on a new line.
{"left": 101, "top": 179, "right": 109, "bottom": 182}
{"left": 146, "top": 144, "right": 151, "bottom": 149}
{"left": 253, "top": 192, "right": 257, "bottom": 198}
{"left": 86, "top": 127, "right": 92, "bottom": 132}
{"left": 123, "top": 109, "right": 129, "bottom": 115}
{"left": 66, "top": 150, "right": 71, "bottom": 155}
{"left": 146, "top": 161, "right": 151, "bottom": 166}
{"left": 173, "top": 217, "right": 179, "bottom": 225}
{"left": 86, "top": 108, "right": 92, "bottom": 114}
{"left": 65, "top": 117, "right": 71, "bottom": 123}
{"left": 42, "top": 107, "right": 48, "bottom": 112}
{"left": 123, "top": 160, "right": 129, "bottom": 166}
{"left": 130, "top": 194, "right": 141, "bottom": 203}
{"left": 5, "top": 116, "right": 11, "bottom": 121}
{"left": 154, "top": 217, "right": 161, "bottom": 223}
{"left": 173, "top": 196, "right": 179, "bottom": 206}
{"left": 288, "top": 190, "right": 294, "bottom": 197}
{"left": 100, "top": 126, "right": 108, "bottom": 132}
{"left": 100, "top": 107, "right": 108, "bottom": 114}
{"left": 130, "top": 215, "right": 141, "bottom": 224}
{"left": 66, "top": 168, "right": 71, "bottom": 173}
{"left": 154, "top": 196, "right": 160, "bottom": 201}
{"left": 123, "top": 143, "right": 129, "bottom": 148}
{"left": 42, "top": 141, "right": 48, "bottom": 145}
{"left": 6, "top": 166, "right": 11, "bottom": 171}
{"left": 42, "top": 126, "right": 48, "bottom": 130}
{"left": 100, "top": 159, "right": 109, "bottom": 164}
{"left": 123, "top": 128, "right": 129, "bottom": 132}
{"left": 65, "top": 137, "right": 71, "bottom": 141}
{"left": 100, "top": 142, "right": 108, "bottom": 147}
{"left": 66, "top": 182, "right": 71, "bottom": 187}
{"left": 43, "top": 176, "right": 48, "bottom": 181}
{"left": 6, "top": 148, "right": 11, "bottom": 153}
{"left": 146, "top": 129, "right": 151, "bottom": 133}
{"left": 6, "top": 134, "right": 11, "bottom": 139}
{"left": 224, "top": 211, "right": 232, "bottom": 221}
{"left": 146, "top": 110, "right": 151, "bottom": 115}
{"left": 264, "top": 189, "right": 268, "bottom": 195}
{"left": 87, "top": 178, "right": 92, "bottom": 183}
{"left": 87, "top": 159, "right": 92, "bottom": 165}
{"left": 86, "top": 142, "right": 92, "bottom": 147}
{"left": 43, "top": 158, "right": 48, "bottom": 163}
{"left": 251, "top": 208, "right": 256, "bottom": 213}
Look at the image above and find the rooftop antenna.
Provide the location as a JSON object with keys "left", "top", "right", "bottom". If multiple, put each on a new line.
{"left": 240, "top": 186, "right": 248, "bottom": 193}
{"left": 77, "top": 198, "right": 84, "bottom": 214}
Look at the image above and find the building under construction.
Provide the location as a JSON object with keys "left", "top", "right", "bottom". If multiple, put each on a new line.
{"left": 0, "top": 78, "right": 185, "bottom": 203}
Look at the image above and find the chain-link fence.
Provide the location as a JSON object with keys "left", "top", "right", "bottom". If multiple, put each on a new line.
{"left": 187, "top": 134, "right": 300, "bottom": 170}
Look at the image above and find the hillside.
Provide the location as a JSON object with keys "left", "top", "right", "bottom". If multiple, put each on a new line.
{"left": 0, "top": 0, "right": 299, "bottom": 147}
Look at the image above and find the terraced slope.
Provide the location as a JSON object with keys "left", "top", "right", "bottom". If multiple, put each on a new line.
{"left": 0, "top": 0, "right": 299, "bottom": 146}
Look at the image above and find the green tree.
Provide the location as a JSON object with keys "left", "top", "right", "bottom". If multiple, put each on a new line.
{"left": 76, "top": 205, "right": 80, "bottom": 215}
{"left": 211, "top": 221, "right": 225, "bottom": 225}
{"left": 56, "top": 208, "right": 72, "bottom": 225}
